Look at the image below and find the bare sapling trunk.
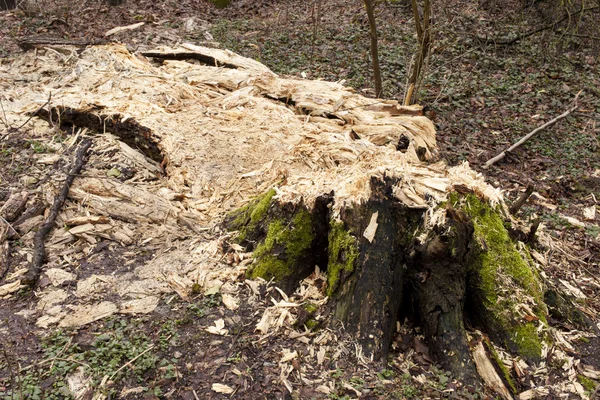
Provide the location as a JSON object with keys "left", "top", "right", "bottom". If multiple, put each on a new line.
{"left": 363, "top": 0, "right": 383, "bottom": 97}
{"left": 405, "top": 0, "right": 431, "bottom": 105}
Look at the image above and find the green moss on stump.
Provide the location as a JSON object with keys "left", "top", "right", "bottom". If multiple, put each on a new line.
{"left": 327, "top": 221, "right": 359, "bottom": 297}
{"left": 458, "top": 194, "right": 548, "bottom": 360}
{"left": 248, "top": 208, "right": 315, "bottom": 282}
{"left": 228, "top": 189, "right": 276, "bottom": 243}
{"left": 512, "top": 323, "right": 543, "bottom": 361}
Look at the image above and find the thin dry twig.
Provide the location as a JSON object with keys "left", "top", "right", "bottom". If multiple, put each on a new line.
{"left": 509, "top": 184, "right": 534, "bottom": 215}
{"left": 484, "top": 91, "right": 582, "bottom": 168}
{"left": 1, "top": 94, "right": 52, "bottom": 142}
{"left": 22, "top": 138, "right": 92, "bottom": 287}
{"left": 476, "top": 5, "right": 599, "bottom": 46}
{"left": 0, "top": 98, "right": 10, "bottom": 130}
{"left": 106, "top": 344, "right": 155, "bottom": 382}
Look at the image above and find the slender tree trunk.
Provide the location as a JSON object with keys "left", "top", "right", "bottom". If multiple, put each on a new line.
{"left": 405, "top": 0, "right": 431, "bottom": 105}
{"left": 0, "top": 0, "right": 16, "bottom": 10}
{"left": 363, "top": 0, "right": 383, "bottom": 98}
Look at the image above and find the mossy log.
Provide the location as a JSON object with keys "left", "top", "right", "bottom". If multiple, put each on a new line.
{"left": 226, "top": 185, "right": 557, "bottom": 387}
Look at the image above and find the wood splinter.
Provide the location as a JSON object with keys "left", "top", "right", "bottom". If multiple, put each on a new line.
{"left": 22, "top": 139, "right": 92, "bottom": 287}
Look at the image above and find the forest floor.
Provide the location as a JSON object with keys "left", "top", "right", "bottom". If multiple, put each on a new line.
{"left": 1, "top": 0, "right": 600, "bottom": 399}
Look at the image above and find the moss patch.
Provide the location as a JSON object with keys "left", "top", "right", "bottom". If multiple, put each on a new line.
{"left": 227, "top": 188, "right": 276, "bottom": 243}
{"left": 304, "top": 303, "right": 318, "bottom": 314}
{"left": 248, "top": 208, "right": 315, "bottom": 282}
{"left": 305, "top": 319, "right": 319, "bottom": 330}
{"left": 578, "top": 374, "right": 597, "bottom": 393}
{"left": 459, "top": 194, "right": 548, "bottom": 360}
{"left": 326, "top": 221, "right": 359, "bottom": 297}
{"left": 512, "top": 323, "right": 543, "bottom": 361}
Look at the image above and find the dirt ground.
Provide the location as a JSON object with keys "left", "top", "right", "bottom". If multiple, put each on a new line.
{"left": 1, "top": 0, "right": 599, "bottom": 399}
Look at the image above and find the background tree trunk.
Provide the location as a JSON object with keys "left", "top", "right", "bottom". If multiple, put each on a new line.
{"left": 0, "top": 0, "right": 16, "bottom": 10}
{"left": 363, "top": 0, "right": 383, "bottom": 97}
{"left": 405, "top": 0, "right": 431, "bottom": 105}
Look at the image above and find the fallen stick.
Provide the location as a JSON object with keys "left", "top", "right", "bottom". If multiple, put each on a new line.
{"left": 22, "top": 139, "right": 92, "bottom": 287}
{"left": 17, "top": 38, "right": 108, "bottom": 51}
{"left": 0, "top": 231, "right": 9, "bottom": 282}
{"left": 484, "top": 103, "right": 579, "bottom": 168}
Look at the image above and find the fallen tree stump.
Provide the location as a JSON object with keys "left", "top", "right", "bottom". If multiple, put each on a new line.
{"left": 1, "top": 42, "right": 593, "bottom": 395}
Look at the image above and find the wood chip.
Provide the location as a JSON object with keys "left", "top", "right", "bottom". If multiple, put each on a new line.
{"left": 64, "top": 216, "right": 110, "bottom": 226}
{"left": 221, "top": 293, "right": 239, "bottom": 310}
{"left": 105, "top": 22, "right": 145, "bottom": 37}
{"left": 0, "top": 280, "right": 25, "bottom": 296}
{"left": 59, "top": 301, "right": 118, "bottom": 327}
{"left": 472, "top": 342, "right": 513, "bottom": 400}
{"left": 363, "top": 211, "right": 378, "bottom": 243}
{"left": 119, "top": 296, "right": 160, "bottom": 314}
{"left": 211, "top": 383, "right": 234, "bottom": 394}
{"left": 45, "top": 268, "right": 77, "bottom": 286}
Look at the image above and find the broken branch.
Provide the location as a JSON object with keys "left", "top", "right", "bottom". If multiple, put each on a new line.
{"left": 509, "top": 184, "right": 534, "bottom": 215}
{"left": 476, "top": 5, "right": 599, "bottom": 46}
{"left": 22, "top": 139, "right": 92, "bottom": 287}
{"left": 484, "top": 96, "right": 580, "bottom": 168}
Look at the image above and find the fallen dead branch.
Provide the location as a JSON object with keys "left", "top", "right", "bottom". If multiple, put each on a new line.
{"left": 22, "top": 138, "right": 92, "bottom": 287}
{"left": 105, "top": 22, "right": 145, "bottom": 37}
{"left": 17, "top": 37, "right": 108, "bottom": 51}
{"left": 476, "top": 5, "right": 599, "bottom": 46}
{"left": 484, "top": 95, "right": 580, "bottom": 168}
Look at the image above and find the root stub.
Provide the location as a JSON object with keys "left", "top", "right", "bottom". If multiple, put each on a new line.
{"left": 226, "top": 183, "right": 552, "bottom": 389}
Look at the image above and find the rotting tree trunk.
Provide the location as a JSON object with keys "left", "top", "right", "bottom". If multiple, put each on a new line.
{"left": 226, "top": 187, "right": 556, "bottom": 388}
{"left": 408, "top": 209, "right": 479, "bottom": 383}
{"left": 328, "top": 177, "right": 418, "bottom": 362}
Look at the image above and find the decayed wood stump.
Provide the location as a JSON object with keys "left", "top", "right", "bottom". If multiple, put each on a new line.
{"left": 2, "top": 43, "right": 592, "bottom": 393}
